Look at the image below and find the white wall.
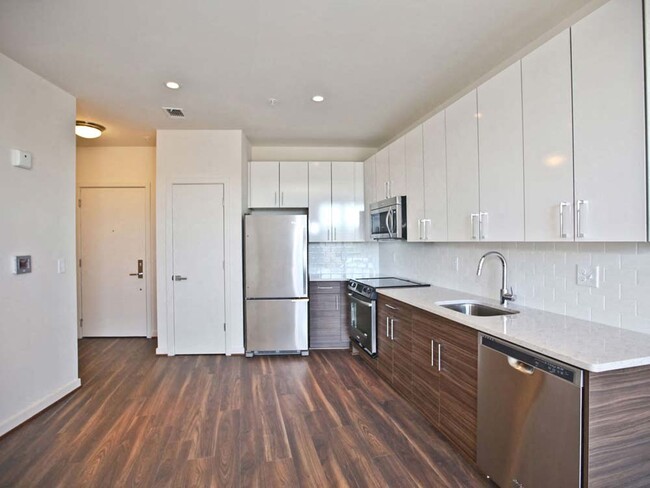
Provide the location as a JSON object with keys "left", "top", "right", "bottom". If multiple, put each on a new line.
{"left": 0, "top": 53, "right": 79, "bottom": 436}
{"left": 251, "top": 146, "right": 375, "bottom": 161}
{"left": 76, "top": 146, "right": 157, "bottom": 336}
{"left": 156, "top": 130, "right": 246, "bottom": 355}
{"left": 379, "top": 241, "right": 650, "bottom": 334}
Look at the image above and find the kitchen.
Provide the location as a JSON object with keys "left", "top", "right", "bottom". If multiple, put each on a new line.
{"left": 2, "top": 0, "right": 650, "bottom": 486}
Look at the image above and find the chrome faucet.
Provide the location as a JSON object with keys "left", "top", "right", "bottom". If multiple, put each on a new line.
{"left": 476, "top": 251, "right": 516, "bottom": 306}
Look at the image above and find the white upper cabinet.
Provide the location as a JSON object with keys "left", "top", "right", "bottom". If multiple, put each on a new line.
{"left": 522, "top": 30, "right": 574, "bottom": 242}
{"left": 388, "top": 136, "right": 406, "bottom": 197}
{"left": 332, "top": 162, "right": 364, "bottom": 242}
{"left": 446, "top": 90, "right": 480, "bottom": 241}
{"left": 375, "top": 147, "right": 390, "bottom": 201}
{"left": 308, "top": 162, "right": 332, "bottom": 242}
{"left": 249, "top": 161, "right": 308, "bottom": 208}
{"left": 363, "top": 155, "right": 376, "bottom": 241}
{"left": 249, "top": 161, "right": 280, "bottom": 208}
{"left": 477, "top": 61, "right": 525, "bottom": 241}
{"left": 279, "top": 162, "right": 309, "bottom": 208}
{"left": 571, "top": 0, "right": 646, "bottom": 241}
{"left": 422, "top": 111, "right": 448, "bottom": 241}
{"left": 405, "top": 125, "right": 425, "bottom": 241}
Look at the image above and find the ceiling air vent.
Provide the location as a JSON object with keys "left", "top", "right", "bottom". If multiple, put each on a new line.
{"left": 162, "top": 107, "right": 185, "bottom": 118}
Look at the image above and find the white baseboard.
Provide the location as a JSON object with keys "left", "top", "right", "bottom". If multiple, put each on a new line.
{"left": 0, "top": 378, "right": 81, "bottom": 437}
{"left": 155, "top": 347, "right": 167, "bottom": 355}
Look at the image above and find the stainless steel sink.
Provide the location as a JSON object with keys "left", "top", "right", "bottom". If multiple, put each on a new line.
{"left": 436, "top": 301, "right": 519, "bottom": 317}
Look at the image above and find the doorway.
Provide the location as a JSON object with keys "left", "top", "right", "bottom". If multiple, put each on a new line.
{"left": 78, "top": 186, "right": 150, "bottom": 337}
{"left": 171, "top": 183, "right": 226, "bottom": 354}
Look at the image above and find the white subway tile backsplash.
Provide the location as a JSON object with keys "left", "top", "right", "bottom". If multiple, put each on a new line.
{"left": 378, "top": 240, "right": 650, "bottom": 335}
{"left": 309, "top": 242, "right": 379, "bottom": 278}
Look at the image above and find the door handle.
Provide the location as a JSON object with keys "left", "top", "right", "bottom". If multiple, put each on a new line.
{"left": 129, "top": 259, "right": 144, "bottom": 278}
{"left": 576, "top": 200, "right": 587, "bottom": 238}
{"left": 173, "top": 275, "right": 188, "bottom": 281}
{"left": 559, "top": 202, "right": 570, "bottom": 238}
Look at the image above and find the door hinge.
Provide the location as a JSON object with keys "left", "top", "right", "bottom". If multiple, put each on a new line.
{"left": 223, "top": 323, "right": 226, "bottom": 331}
{"left": 80, "top": 318, "right": 83, "bottom": 328}
{"left": 78, "top": 259, "right": 82, "bottom": 268}
{"left": 222, "top": 260, "right": 225, "bottom": 270}
{"left": 78, "top": 199, "right": 81, "bottom": 208}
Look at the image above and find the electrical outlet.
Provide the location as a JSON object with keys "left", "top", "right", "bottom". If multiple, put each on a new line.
{"left": 576, "top": 265, "right": 600, "bottom": 288}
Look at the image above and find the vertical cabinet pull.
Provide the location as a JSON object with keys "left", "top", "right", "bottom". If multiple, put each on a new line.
{"left": 335, "top": 294, "right": 339, "bottom": 311}
{"left": 385, "top": 181, "right": 389, "bottom": 199}
{"left": 281, "top": 192, "right": 284, "bottom": 206}
{"left": 418, "top": 219, "right": 423, "bottom": 240}
{"left": 387, "top": 181, "right": 391, "bottom": 198}
{"left": 390, "top": 319, "right": 394, "bottom": 340}
{"left": 327, "top": 228, "right": 331, "bottom": 241}
{"left": 422, "top": 219, "right": 431, "bottom": 241}
{"left": 274, "top": 191, "right": 277, "bottom": 206}
{"left": 471, "top": 214, "right": 479, "bottom": 240}
{"left": 479, "top": 212, "right": 488, "bottom": 240}
{"left": 333, "top": 227, "right": 337, "bottom": 241}
{"left": 559, "top": 202, "right": 570, "bottom": 238}
{"left": 437, "top": 343, "right": 442, "bottom": 371}
{"left": 386, "top": 317, "right": 390, "bottom": 337}
{"left": 431, "top": 340, "right": 435, "bottom": 366}
{"left": 576, "top": 200, "right": 587, "bottom": 238}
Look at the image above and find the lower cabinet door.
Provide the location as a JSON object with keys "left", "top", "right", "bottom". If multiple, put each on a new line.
{"left": 411, "top": 312, "right": 440, "bottom": 428}
{"left": 439, "top": 342, "right": 478, "bottom": 461}
{"left": 391, "top": 317, "right": 413, "bottom": 401}
{"left": 376, "top": 306, "right": 393, "bottom": 383}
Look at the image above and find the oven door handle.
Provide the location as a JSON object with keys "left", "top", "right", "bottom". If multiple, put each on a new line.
{"left": 347, "top": 293, "right": 373, "bottom": 308}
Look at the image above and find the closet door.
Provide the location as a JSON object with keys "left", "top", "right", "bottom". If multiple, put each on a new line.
{"left": 571, "top": 0, "right": 646, "bottom": 241}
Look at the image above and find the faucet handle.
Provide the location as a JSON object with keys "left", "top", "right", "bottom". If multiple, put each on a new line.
{"left": 503, "top": 287, "right": 516, "bottom": 302}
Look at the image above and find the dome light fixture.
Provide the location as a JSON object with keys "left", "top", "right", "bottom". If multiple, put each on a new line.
{"left": 75, "top": 121, "right": 105, "bottom": 139}
{"left": 166, "top": 81, "right": 181, "bottom": 90}
{"left": 312, "top": 95, "right": 325, "bottom": 103}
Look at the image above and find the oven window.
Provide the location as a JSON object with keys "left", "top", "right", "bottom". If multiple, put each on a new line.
{"left": 350, "top": 296, "right": 373, "bottom": 345}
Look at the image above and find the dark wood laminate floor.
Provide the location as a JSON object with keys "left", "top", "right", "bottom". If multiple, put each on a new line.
{"left": 0, "top": 338, "right": 490, "bottom": 487}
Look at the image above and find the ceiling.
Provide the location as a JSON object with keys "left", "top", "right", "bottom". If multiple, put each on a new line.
{"left": 0, "top": 0, "right": 597, "bottom": 147}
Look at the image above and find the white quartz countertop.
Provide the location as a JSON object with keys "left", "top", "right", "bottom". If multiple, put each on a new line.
{"left": 378, "top": 285, "right": 650, "bottom": 373}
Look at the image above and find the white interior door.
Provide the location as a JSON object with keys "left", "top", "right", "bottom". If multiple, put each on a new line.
{"left": 172, "top": 183, "right": 226, "bottom": 354}
{"left": 80, "top": 187, "right": 147, "bottom": 337}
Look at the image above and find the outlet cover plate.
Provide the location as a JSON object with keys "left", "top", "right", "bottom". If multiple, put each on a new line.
{"left": 576, "top": 265, "right": 600, "bottom": 288}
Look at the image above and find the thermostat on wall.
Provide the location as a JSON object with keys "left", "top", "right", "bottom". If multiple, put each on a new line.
{"left": 11, "top": 149, "right": 32, "bottom": 169}
{"left": 12, "top": 255, "right": 32, "bottom": 274}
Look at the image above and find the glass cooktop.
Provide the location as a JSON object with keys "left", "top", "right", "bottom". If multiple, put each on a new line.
{"left": 351, "top": 277, "right": 428, "bottom": 289}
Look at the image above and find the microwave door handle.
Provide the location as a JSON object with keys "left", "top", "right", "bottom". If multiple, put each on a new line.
{"left": 386, "top": 210, "right": 393, "bottom": 238}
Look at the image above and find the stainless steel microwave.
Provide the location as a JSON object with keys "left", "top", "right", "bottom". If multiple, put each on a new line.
{"left": 370, "top": 196, "right": 407, "bottom": 240}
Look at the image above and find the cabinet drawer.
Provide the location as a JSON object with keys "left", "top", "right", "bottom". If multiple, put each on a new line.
{"left": 309, "top": 281, "right": 343, "bottom": 294}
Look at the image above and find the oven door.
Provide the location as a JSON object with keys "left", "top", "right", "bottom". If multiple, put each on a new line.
{"left": 348, "top": 292, "right": 376, "bottom": 356}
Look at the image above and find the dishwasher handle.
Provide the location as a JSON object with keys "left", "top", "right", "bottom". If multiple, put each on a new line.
{"left": 507, "top": 357, "right": 534, "bottom": 375}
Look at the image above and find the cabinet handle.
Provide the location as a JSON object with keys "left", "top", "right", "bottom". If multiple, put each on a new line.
{"left": 390, "top": 318, "right": 394, "bottom": 340}
{"left": 386, "top": 317, "right": 390, "bottom": 337}
{"left": 576, "top": 200, "right": 587, "bottom": 238}
{"left": 327, "top": 228, "right": 331, "bottom": 241}
{"left": 387, "top": 181, "right": 391, "bottom": 198}
{"left": 335, "top": 294, "right": 339, "bottom": 310}
{"left": 317, "top": 286, "right": 333, "bottom": 290}
{"left": 418, "top": 219, "right": 423, "bottom": 240}
{"left": 559, "top": 202, "right": 570, "bottom": 238}
{"left": 334, "top": 227, "right": 337, "bottom": 241}
{"left": 431, "top": 340, "right": 435, "bottom": 367}
{"left": 274, "top": 192, "right": 277, "bottom": 206}
{"left": 281, "top": 192, "right": 284, "bottom": 206}
{"left": 422, "top": 219, "right": 431, "bottom": 241}
{"left": 471, "top": 214, "right": 479, "bottom": 240}
{"left": 437, "top": 343, "right": 442, "bottom": 371}
{"left": 385, "top": 181, "right": 389, "bottom": 199}
{"left": 479, "top": 212, "right": 488, "bottom": 240}
{"left": 385, "top": 303, "right": 398, "bottom": 311}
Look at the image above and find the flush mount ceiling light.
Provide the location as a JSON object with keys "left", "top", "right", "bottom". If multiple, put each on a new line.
{"left": 75, "top": 121, "right": 105, "bottom": 139}
{"left": 165, "top": 81, "right": 181, "bottom": 90}
{"left": 312, "top": 95, "right": 325, "bottom": 103}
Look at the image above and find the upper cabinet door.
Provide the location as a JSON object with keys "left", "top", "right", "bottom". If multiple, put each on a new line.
{"left": 249, "top": 161, "right": 280, "bottom": 208}
{"left": 446, "top": 91, "right": 480, "bottom": 242}
{"left": 375, "top": 147, "right": 390, "bottom": 201}
{"left": 363, "top": 155, "right": 376, "bottom": 241}
{"left": 571, "top": 0, "right": 646, "bottom": 241}
{"left": 279, "top": 162, "right": 309, "bottom": 208}
{"left": 423, "top": 111, "right": 448, "bottom": 242}
{"left": 405, "top": 125, "right": 425, "bottom": 242}
{"left": 477, "top": 61, "right": 525, "bottom": 241}
{"left": 388, "top": 136, "right": 406, "bottom": 197}
{"left": 522, "top": 30, "right": 574, "bottom": 242}
{"left": 331, "top": 162, "right": 364, "bottom": 242}
{"left": 308, "top": 162, "right": 332, "bottom": 243}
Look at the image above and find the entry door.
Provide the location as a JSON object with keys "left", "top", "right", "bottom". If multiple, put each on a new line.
{"left": 80, "top": 187, "right": 147, "bottom": 336}
{"left": 172, "top": 184, "right": 226, "bottom": 354}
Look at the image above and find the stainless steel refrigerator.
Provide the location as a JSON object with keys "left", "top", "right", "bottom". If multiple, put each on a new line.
{"left": 244, "top": 213, "right": 309, "bottom": 357}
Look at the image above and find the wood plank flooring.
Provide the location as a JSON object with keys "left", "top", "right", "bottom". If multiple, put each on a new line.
{"left": 0, "top": 339, "right": 490, "bottom": 487}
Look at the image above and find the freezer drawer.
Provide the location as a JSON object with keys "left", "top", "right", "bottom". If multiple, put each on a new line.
{"left": 246, "top": 299, "right": 309, "bottom": 353}
{"left": 477, "top": 334, "right": 583, "bottom": 488}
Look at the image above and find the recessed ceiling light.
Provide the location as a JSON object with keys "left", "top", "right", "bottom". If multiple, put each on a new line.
{"left": 75, "top": 121, "right": 105, "bottom": 139}
{"left": 312, "top": 95, "right": 325, "bottom": 103}
{"left": 166, "top": 81, "right": 181, "bottom": 90}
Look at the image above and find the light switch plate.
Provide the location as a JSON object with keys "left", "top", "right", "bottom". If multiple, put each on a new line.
{"left": 576, "top": 265, "right": 600, "bottom": 288}
{"left": 12, "top": 255, "right": 32, "bottom": 274}
{"left": 11, "top": 149, "right": 32, "bottom": 169}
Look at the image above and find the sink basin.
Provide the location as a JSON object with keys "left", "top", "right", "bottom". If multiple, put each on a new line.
{"left": 436, "top": 301, "right": 519, "bottom": 317}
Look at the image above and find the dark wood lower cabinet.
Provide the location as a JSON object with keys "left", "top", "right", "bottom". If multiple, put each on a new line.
{"left": 375, "top": 297, "right": 478, "bottom": 462}
{"left": 309, "top": 281, "right": 350, "bottom": 349}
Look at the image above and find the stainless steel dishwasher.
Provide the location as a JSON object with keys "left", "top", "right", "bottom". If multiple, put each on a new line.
{"left": 477, "top": 334, "right": 583, "bottom": 488}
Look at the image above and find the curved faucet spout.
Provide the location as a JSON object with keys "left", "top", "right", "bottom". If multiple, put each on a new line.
{"left": 476, "top": 251, "right": 515, "bottom": 305}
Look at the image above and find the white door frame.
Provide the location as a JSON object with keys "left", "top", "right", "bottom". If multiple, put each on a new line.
{"left": 165, "top": 178, "right": 230, "bottom": 356}
{"left": 76, "top": 183, "right": 154, "bottom": 339}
